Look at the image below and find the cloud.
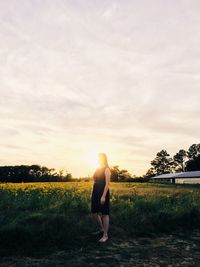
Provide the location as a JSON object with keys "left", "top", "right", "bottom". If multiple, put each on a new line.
{"left": 0, "top": 0, "right": 200, "bottom": 176}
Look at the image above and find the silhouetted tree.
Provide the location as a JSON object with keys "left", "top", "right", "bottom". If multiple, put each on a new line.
{"left": 185, "top": 155, "right": 200, "bottom": 171}
{"left": 145, "top": 143, "right": 200, "bottom": 177}
{"left": 60, "top": 169, "right": 73, "bottom": 181}
{"left": 0, "top": 165, "right": 73, "bottom": 183}
{"left": 118, "top": 169, "right": 132, "bottom": 181}
{"left": 187, "top": 144, "right": 200, "bottom": 160}
{"left": 110, "top": 165, "right": 133, "bottom": 182}
{"left": 145, "top": 167, "right": 156, "bottom": 178}
{"left": 185, "top": 144, "right": 200, "bottom": 171}
{"left": 151, "top": 150, "right": 173, "bottom": 175}
{"left": 110, "top": 165, "right": 120, "bottom": 182}
{"left": 173, "top": 149, "right": 187, "bottom": 172}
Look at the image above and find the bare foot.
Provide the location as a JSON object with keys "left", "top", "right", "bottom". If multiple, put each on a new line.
{"left": 91, "top": 229, "right": 104, "bottom": 235}
{"left": 99, "top": 235, "right": 108, "bottom": 242}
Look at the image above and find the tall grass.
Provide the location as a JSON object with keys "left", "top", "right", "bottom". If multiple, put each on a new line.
{"left": 0, "top": 182, "right": 200, "bottom": 255}
{"left": 111, "top": 191, "right": 200, "bottom": 235}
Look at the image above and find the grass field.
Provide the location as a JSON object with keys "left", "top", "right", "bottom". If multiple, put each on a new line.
{"left": 0, "top": 181, "right": 200, "bottom": 266}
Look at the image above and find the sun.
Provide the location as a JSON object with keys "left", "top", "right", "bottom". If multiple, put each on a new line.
{"left": 85, "top": 147, "right": 100, "bottom": 168}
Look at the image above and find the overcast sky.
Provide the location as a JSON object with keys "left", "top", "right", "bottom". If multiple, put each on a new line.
{"left": 0, "top": 0, "right": 200, "bottom": 177}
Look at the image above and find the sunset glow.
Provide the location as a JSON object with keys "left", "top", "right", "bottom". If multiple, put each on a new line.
{"left": 0, "top": 1, "right": 200, "bottom": 177}
{"left": 85, "top": 148, "right": 100, "bottom": 169}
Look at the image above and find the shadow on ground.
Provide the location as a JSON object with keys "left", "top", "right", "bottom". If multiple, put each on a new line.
{"left": 0, "top": 228, "right": 200, "bottom": 267}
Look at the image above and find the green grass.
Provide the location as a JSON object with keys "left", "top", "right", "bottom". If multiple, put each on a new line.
{"left": 0, "top": 182, "right": 200, "bottom": 256}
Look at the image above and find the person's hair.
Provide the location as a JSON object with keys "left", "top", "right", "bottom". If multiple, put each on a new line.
{"left": 98, "top": 153, "right": 109, "bottom": 167}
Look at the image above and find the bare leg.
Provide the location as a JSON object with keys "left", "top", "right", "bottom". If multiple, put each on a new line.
{"left": 99, "top": 215, "right": 109, "bottom": 242}
{"left": 92, "top": 213, "right": 104, "bottom": 231}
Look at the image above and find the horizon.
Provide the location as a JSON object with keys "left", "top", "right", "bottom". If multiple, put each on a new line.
{"left": 1, "top": 1, "right": 200, "bottom": 177}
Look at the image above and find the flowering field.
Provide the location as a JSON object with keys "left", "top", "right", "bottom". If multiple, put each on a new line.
{"left": 0, "top": 182, "right": 200, "bottom": 265}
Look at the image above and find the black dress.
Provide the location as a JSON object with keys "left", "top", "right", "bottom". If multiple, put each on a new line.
{"left": 91, "top": 166, "right": 110, "bottom": 215}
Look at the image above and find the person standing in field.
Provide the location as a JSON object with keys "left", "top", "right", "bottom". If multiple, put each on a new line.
{"left": 91, "top": 153, "right": 111, "bottom": 242}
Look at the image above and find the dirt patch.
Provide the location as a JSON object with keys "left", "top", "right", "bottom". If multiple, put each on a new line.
{"left": 0, "top": 230, "right": 200, "bottom": 266}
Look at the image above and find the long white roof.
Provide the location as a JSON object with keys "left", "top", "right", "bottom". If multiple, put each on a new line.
{"left": 152, "top": 171, "right": 200, "bottom": 179}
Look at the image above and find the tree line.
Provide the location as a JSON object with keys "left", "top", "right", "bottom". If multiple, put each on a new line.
{"left": 0, "top": 165, "right": 72, "bottom": 183}
{"left": 0, "top": 143, "right": 199, "bottom": 183}
{"left": 0, "top": 164, "right": 137, "bottom": 183}
{"left": 145, "top": 143, "right": 200, "bottom": 177}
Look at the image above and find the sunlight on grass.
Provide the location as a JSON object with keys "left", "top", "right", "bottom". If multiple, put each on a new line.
{"left": 0, "top": 181, "right": 200, "bottom": 255}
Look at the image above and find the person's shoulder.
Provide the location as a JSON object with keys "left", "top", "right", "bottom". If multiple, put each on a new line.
{"left": 105, "top": 167, "right": 111, "bottom": 174}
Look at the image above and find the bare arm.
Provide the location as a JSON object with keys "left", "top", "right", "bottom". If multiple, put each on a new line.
{"left": 100, "top": 168, "right": 111, "bottom": 204}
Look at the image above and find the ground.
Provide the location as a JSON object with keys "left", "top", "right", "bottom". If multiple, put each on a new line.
{"left": 0, "top": 228, "right": 200, "bottom": 267}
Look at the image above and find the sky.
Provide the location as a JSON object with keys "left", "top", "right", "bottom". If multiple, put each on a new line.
{"left": 0, "top": 0, "right": 200, "bottom": 177}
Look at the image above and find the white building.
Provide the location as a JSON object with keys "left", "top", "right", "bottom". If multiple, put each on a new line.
{"left": 151, "top": 171, "right": 200, "bottom": 184}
